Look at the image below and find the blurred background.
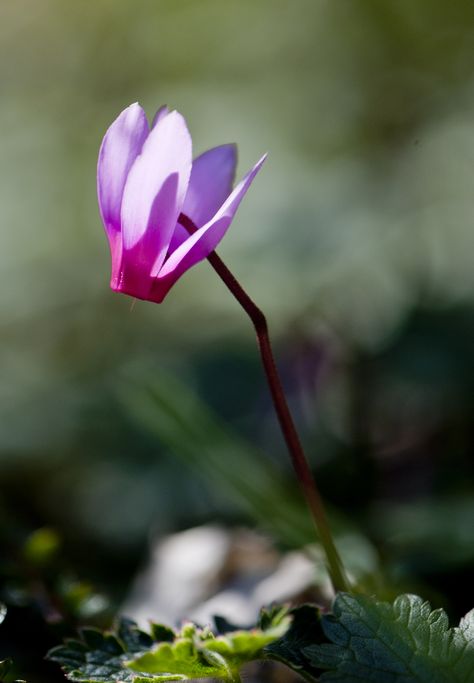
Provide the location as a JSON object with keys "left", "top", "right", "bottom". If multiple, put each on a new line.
{"left": 1, "top": 0, "right": 474, "bottom": 679}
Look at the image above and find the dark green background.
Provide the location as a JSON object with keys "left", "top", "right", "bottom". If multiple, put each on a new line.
{"left": 1, "top": 2, "right": 474, "bottom": 676}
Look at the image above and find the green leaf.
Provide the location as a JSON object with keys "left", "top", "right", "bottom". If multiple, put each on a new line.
{"left": 47, "top": 618, "right": 179, "bottom": 682}
{"left": 129, "top": 611, "right": 291, "bottom": 681}
{"left": 125, "top": 623, "right": 226, "bottom": 680}
{"left": 264, "top": 604, "right": 324, "bottom": 681}
{"left": 305, "top": 593, "right": 474, "bottom": 683}
{"left": 48, "top": 609, "right": 291, "bottom": 683}
{"left": 257, "top": 604, "right": 290, "bottom": 631}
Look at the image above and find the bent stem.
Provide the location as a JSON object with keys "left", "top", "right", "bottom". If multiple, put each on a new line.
{"left": 179, "top": 213, "right": 349, "bottom": 593}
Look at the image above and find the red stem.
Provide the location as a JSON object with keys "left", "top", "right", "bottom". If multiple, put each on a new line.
{"left": 178, "top": 213, "right": 349, "bottom": 593}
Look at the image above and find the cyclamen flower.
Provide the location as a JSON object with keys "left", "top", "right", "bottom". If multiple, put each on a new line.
{"left": 97, "top": 103, "right": 266, "bottom": 303}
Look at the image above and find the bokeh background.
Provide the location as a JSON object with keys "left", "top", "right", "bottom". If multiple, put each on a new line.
{"left": 1, "top": 0, "right": 474, "bottom": 678}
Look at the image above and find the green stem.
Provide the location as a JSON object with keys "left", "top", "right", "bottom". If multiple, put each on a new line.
{"left": 179, "top": 214, "right": 350, "bottom": 593}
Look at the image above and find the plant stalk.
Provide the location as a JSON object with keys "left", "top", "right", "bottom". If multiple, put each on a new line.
{"left": 179, "top": 214, "right": 349, "bottom": 593}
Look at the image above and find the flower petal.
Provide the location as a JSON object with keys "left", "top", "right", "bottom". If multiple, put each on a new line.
{"left": 152, "top": 105, "right": 169, "bottom": 127}
{"left": 97, "top": 103, "right": 149, "bottom": 238}
{"left": 120, "top": 173, "right": 179, "bottom": 288}
{"left": 182, "top": 144, "right": 237, "bottom": 228}
{"left": 156, "top": 154, "right": 267, "bottom": 285}
{"left": 120, "top": 110, "right": 192, "bottom": 272}
{"left": 166, "top": 222, "right": 190, "bottom": 255}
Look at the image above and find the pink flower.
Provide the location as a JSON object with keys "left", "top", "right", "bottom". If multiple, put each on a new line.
{"left": 97, "top": 104, "right": 266, "bottom": 303}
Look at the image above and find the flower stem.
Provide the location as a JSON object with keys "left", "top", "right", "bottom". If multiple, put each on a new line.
{"left": 178, "top": 214, "right": 349, "bottom": 593}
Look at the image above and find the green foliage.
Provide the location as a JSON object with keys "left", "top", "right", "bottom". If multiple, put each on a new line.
{"left": 48, "top": 618, "right": 173, "bottom": 683}
{"left": 57, "top": 577, "right": 110, "bottom": 622}
{"left": 22, "top": 528, "right": 61, "bottom": 567}
{"left": 305, "top": 593, "right": 474, "bottom": 682}
{"left": 0, "top": 525, "right": 110, "bottom": 626}
{"left": 48, "top": 607, "right": 291, "bottom": 683}
{"left": 0, "top": 659, "right": 23, "bottom": 683}
{"left": 264, "top": 604, "right": 324, "bottom": 681}
{"left": 123, "top": 370, "right": 316, "bottom": 549}
{"left": 0, "top": 660, "right": 12, "bottom": 683}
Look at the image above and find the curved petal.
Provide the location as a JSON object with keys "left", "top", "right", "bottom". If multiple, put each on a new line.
{"left": 169, "top": 145, "right": 237, "bottom": 255}
{"left": 157, "top": 154, "right": 267, "bottom": 285}
{"left": 182, "top": 144, "right": 237, "bottom": 228}
{"left": 122, "top": 173, "right": 179, "bottom": 282}
{"left": 97, "top": 103, "right": 149, "bottom": 238}
{"left": 166, "top": 222, "right": 189, "bottom": 255}
{"left": 120, "top": 110, "right": 192, "bottom": 272}
{"left": 152, "top": 105, "right": 169, "bottom": 127}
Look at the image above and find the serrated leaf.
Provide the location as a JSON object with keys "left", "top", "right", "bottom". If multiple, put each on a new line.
{"left": 127, "top": 638, "right": 225, "bottom": 680}
{"left": 304, "top": 593, "right": 474, "bottom": 683}
{"left": 129, "top": 611, "right": 291, "bottom": 681}
{"left": 48, "top": 608, "right": 291, "bottom": 683}
{"left": 264, "top": 604, "right": 324, "bottom": 681}
{"left": 48, "top": 617, "right": 182, "bottom": 682}
{"left": 202, "top": 620, "right": 290, "bottom": 660}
